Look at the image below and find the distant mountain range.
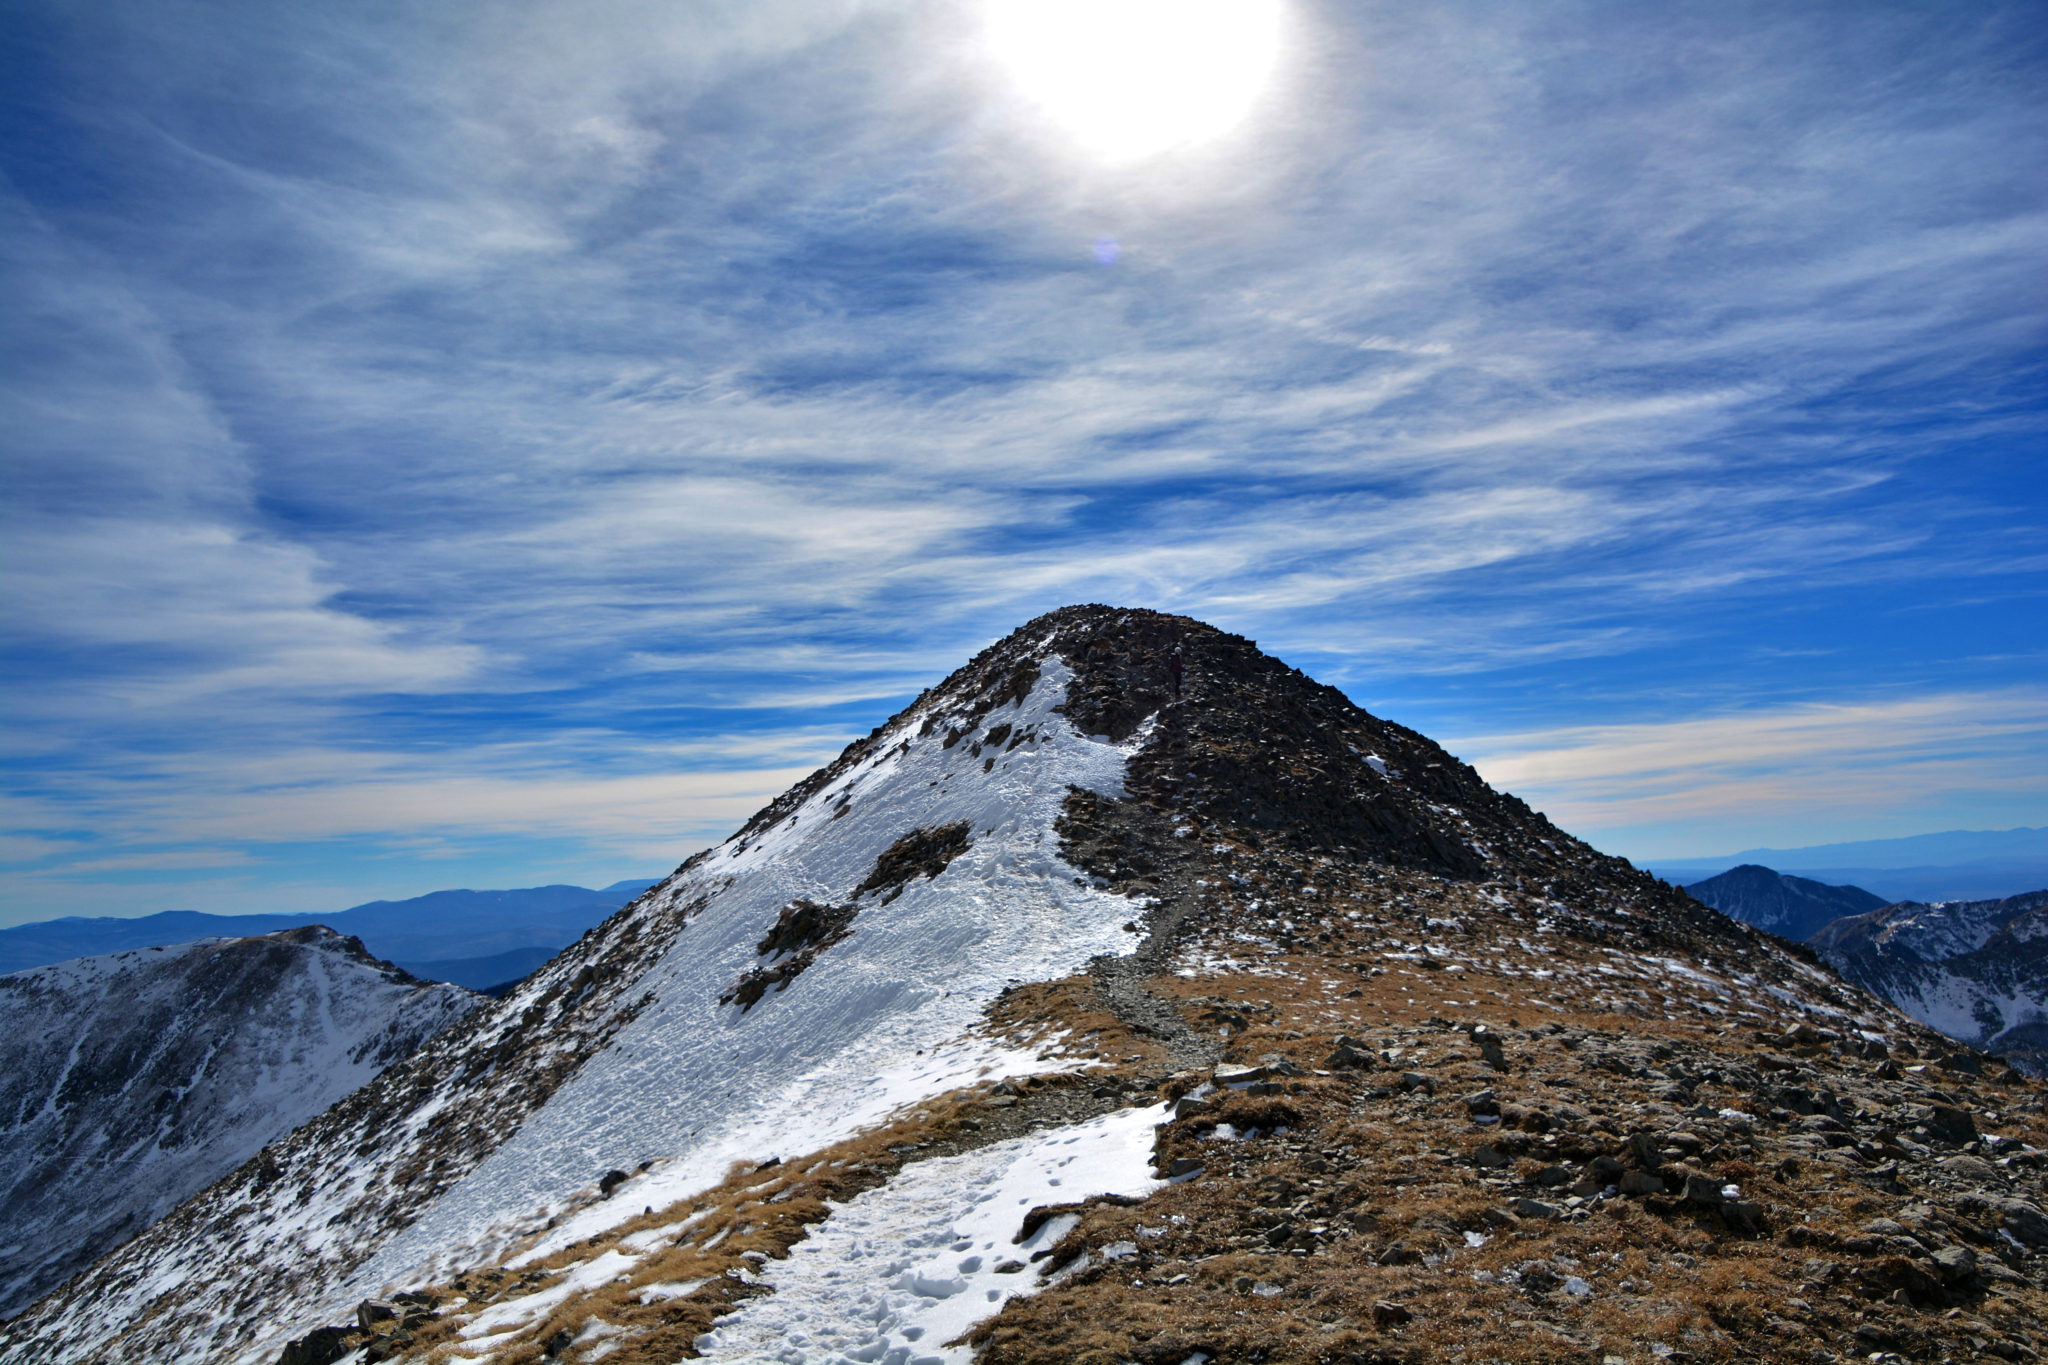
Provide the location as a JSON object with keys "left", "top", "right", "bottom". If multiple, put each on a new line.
{"left": 0, "top": 880, "right": 658, "bottom": 990}
{"left": 1680, "top": 863, "right": 1887, "bottom": 942}
{"left": 1649, "top": 825, "right": 2048, "bottom": 904}
{"left": 1684, "top": 863, "right": 2048, "bottom": 1075}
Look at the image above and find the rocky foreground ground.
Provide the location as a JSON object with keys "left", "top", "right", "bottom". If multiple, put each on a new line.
{"left": 303, "top": 856, "right": 2046, "bottom": 1365}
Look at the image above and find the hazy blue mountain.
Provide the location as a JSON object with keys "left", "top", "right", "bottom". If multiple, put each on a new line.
{"left": 1649, "top": 826, "right": 2048, "bottom": 904}
{"left": 1682, "top": 864, "right": 1888, "bottom": 941}
{"left": 0, "top": 880, "right": 657, "bottom": 980}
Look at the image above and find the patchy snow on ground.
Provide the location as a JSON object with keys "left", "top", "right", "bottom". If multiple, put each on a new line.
{"left": 455, "top": 1250, "right": 639, "bottom": 1343}
{"left": 336, "top": 657, "right": 1153, "bottom": 1308}
{"left": 694, "top": 1102, "right": 1169, "bottom": 1365}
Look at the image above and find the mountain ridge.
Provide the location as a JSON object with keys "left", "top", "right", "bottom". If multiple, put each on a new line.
{"left": 0, "top": 927, "right": 478, "bottom": 1317}
{"left": 1810, "top": 890, "right": 2048, "bottom": 1075}
{"left": 6, "top": 606, "right": 2044, "bottom": 1365}
{"left": 1682, "top": 864, "right": 1889, "bottom": 943}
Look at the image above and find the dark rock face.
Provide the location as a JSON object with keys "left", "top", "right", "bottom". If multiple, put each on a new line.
{"left": 720, "top": 899, "right": 859, "bottom": 1010}
{"left": 1809, "top": 891, "right": 2048, "bottom": 1074}
{"left": 1036, "top": 605, "right": 1755, "bottom": 965}
{"left": 1685, "top": 864, "right": 1888, "bottom": 941}
{"left": 854, "top": 822, "right": 972, "bottom": 902}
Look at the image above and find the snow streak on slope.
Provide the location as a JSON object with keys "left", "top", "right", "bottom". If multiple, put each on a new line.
{"left": 334, "top": 656, "right": 1143, "bottom": 1310}
{"left": 695, "top": 1102, "right": 1169, "bottom": 1365}
{"left": 0, "top": 929, "right": 476, "bottom": 1315}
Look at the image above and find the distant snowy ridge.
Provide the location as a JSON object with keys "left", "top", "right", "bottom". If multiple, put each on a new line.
{"left": 0, "top": 927, "right": 477, "bottom": 1316}
{"left": 1811, "top": 889, "right": 2048, "bottom": 1074}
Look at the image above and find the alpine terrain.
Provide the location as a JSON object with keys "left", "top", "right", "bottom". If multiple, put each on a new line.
{"left": 0, "top": 928, "right": 478, "bottom": 1317}
{"left": 1812, "top": 893, "right": 2048, "bottom": 1079}
{"left": 4, "top": 606, "right": 2045, "bottom": 1365}
{"left": 1683, "top": 866, "right": 1889, "bottom": 943}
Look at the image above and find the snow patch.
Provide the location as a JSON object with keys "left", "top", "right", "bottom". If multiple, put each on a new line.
{"left": 693, "top": 1102, "right": 1168, "bottom": 1365}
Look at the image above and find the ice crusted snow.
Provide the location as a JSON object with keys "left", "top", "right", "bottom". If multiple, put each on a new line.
{"left": 693, "top": 1102, "right": 1168, "bottom": 1365}
{"left": 337, "top": 657, "right": 1153, "bottom": 1306}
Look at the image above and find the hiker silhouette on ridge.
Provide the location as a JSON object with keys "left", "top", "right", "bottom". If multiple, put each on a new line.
{"left": 1168, "top": 645, "right": 1184, "bottom": 698}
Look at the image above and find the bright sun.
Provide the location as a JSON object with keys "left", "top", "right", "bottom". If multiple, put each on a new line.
{"left": 983, "top": 0, "right": 1285, "bottom": 163}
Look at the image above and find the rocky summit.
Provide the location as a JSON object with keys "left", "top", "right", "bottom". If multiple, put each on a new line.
{"left": 4, "top": 606, "right": 2044, "bottom": 1365}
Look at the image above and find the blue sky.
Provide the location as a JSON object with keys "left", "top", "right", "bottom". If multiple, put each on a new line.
{"left": 2, "top": 0, "right": 2044, "bottom": 926}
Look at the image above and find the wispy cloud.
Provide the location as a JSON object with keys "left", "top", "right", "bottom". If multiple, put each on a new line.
{"left": 3, "top": 0, "right": 2043, "bottom": 917}
{"left": 1457, "top": 690, "right": 2048, "bottom": 857}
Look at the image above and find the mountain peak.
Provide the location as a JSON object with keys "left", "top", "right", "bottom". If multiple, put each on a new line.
{"left": 10, "top": 607, "right": 2043, "bottom": 1365}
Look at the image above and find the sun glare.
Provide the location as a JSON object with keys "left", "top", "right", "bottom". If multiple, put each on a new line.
{"left": 983, "top": 0, "right": 1285, "bottom": 163}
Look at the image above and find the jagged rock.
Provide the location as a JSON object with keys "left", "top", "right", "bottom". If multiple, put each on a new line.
{"left": 277, "top": 1326, "right": 359, "bottom": 1365}
{"left": 354, "top": 1300, "right": 395, "bottom": 1332}
{"left": 1996, "top": 1198, "right": 2048, "bottom": 1249}
{"left": 1620, "top": 1170, "right": 1666, "bottom": 1195}
{"left": 1372, "top": 1300, "right": 1413, "bottom": 1326}
{"left": 1855, "top": 1255, "right": 1941, "bottom": 1304}
{"left": 1930, "top": 1105, "right": 1979, "bottom": 1144}
{"left": 1932, "top": 1244, "right": 1978, "bottom": 1284}
{"left": 854, "top": 823, "right": 973, "bottom": 903}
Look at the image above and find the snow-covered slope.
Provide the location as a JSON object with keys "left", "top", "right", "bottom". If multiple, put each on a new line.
{"left": 1810, "top": 890, "right": 2048, "bottom": 1073}
{"left": 1, "top": 630, "right": 1162, "bottom": 1362}
{"left": 0, "top": 928, "right": 477, "bottom": 1315}
{"left": 1683, "top": 863, "right": 1887, "bottom": 941}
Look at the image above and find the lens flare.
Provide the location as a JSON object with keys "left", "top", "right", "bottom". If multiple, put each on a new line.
{"left": 984, "top": 0, "right": 1285, "bottom": 162}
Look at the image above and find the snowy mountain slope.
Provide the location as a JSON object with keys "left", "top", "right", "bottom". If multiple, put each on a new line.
{"left": 1810, "top": 890, "right": 2048, "bottom": 1073}
{"left": 0, "top": 630, "right": 1160, "bottom": 1363}
{"left": 7, "top": 606, "right": 2031, "bottom": 1365}
{"left": 0, "top": 928, "right": 476, "bottom": 1316}
{"left": 1682, "top": 863, "right": 1887, "bottom": 942}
